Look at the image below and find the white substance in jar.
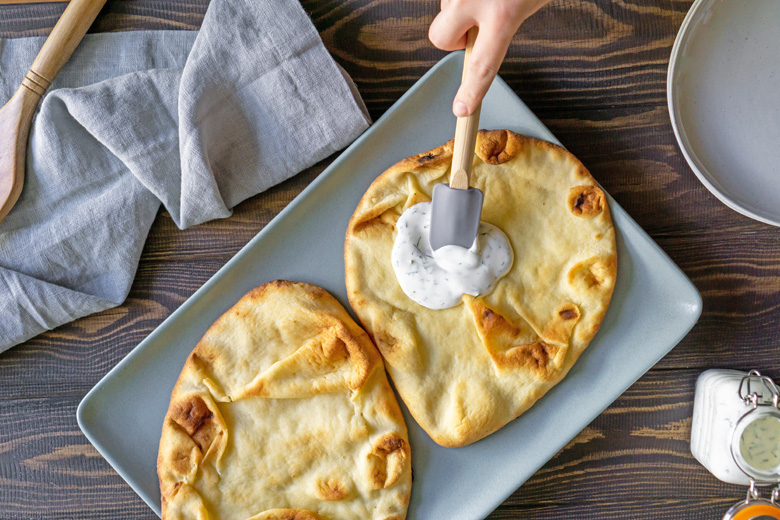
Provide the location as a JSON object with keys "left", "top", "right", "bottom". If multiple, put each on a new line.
{"left": 391, "top": 202, "right": 513, "bottom": 310}
{"left": 739, "top": 415, "right": 780, "bottom": 472}
{"left": 691, "top": 369, "right": 754, "bottom": 485}
{"left": 691, "top": 369, "right": 780, "bottom": 485}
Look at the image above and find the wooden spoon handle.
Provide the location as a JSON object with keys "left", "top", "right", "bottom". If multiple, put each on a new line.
{"left": 20, "top": 0, "right": 108, "bottom": 97}
{"left": 449, "top": 26, "right": 481, "bottom": 191}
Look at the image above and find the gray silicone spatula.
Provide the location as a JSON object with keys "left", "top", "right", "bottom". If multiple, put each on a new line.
{"left": 429, "top": 26, "right": 484, "bottom": 251}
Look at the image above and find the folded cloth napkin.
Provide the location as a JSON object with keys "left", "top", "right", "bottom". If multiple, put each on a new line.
{"left": 0, "top": 0, "right": 370, "bottom": 352}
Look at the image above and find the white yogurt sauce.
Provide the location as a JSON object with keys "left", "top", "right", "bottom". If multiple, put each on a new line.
{"left": 691, "top": 369, "right": 780, "bottom": 484}
{"left": 391, "top": 202, "right": 513, "bottom": 310}
{"left": 691, "top": 369, "right": 754, "bottom": 485}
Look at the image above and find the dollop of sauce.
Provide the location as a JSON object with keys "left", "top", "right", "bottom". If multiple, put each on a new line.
{"left": 740, "top": 415, "right": 780, "bottom": 472}
{"left": 391, "top": 202, "right": 513, "bottom": 309}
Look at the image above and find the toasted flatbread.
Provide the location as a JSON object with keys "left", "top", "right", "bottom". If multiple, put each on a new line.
{"left": 157, "top": 281, "right": 411, "bottom": 520}
{"left": 345, "top": 130, "right": 616, "bottom": 447}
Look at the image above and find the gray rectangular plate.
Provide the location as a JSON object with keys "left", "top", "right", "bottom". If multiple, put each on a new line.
{"left": 78, "top": 52, "right": 702, "bottom": 520}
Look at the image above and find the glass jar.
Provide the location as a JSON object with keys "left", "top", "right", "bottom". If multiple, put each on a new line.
{"left": 692, "top": 369, "right": 780, "bottom": 520}
{"left": 691, "top": 369, "right": 754, "bottom": 484}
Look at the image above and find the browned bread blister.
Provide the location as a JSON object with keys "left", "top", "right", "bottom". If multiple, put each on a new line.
{"left": 157, "top": 281, "right": 411, "bottom": 520}
{"left": 345, "top": 130, "right": 617, "bottom": 448}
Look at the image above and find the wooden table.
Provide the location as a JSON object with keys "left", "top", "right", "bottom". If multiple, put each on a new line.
{"left": 1, "top": 1, "right": 778, "bottom": 518}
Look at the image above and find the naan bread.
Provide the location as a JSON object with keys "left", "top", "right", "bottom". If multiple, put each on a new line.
{"left": 344, "top": 130, "right": 616, "bottom": 447}
{"left": 157, "top": 281, "right": 411, "bottom": 520}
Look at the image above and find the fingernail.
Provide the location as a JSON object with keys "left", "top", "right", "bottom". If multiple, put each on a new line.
{"left": 453, "top": 101, "right": 469, "bottom": 117}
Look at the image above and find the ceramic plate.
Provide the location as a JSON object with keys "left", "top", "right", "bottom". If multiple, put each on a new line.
{"left": 668, "top": 0, "right": 780, "bottom": 226}
{"left": 79, "top": 52, "right": 702, "bottom": 519}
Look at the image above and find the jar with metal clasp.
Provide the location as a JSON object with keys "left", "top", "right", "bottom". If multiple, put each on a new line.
{"left": 722, "top": 371, "right": 780, "bottom": 520}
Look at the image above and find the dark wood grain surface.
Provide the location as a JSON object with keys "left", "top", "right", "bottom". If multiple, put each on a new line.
{"left": 1, "top": 1, "right": 778, "bottom": 519}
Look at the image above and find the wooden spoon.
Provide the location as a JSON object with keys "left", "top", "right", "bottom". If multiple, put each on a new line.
{"left": 0, "top": 0, "right": 108, "bottom": 222}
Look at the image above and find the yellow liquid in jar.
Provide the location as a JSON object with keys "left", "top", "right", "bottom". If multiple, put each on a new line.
{"left": 739, "top": 415, "right": 780, "bottom": 472}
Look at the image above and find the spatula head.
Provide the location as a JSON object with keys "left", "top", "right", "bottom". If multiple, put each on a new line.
{"left": 429, "top": 183, "right": 484, "bottom": 250}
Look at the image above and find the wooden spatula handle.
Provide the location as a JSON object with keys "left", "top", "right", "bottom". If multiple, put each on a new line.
{"left": 449, "top": 26, "right": 481, "bottom": 191}
{"left": 21, "top": 0, "right": 108, "bottom": 97}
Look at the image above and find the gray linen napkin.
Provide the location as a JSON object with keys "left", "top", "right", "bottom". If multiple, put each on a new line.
{"left": 0, "top": 0, "right": 370, "bottom": 352}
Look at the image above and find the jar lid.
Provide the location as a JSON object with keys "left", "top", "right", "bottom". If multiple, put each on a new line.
{"left": 732, "top": 409, "right": 780, "bottom": 481}
{"left": 722, "top": 498, "right": 780, "bottom": 520}
{"left": 730, "top": 372, "right": 780, "bottom": 482}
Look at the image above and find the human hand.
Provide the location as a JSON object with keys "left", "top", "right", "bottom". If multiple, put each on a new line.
{"left": 429, "top": 0, "right": 550, "bottom": 117}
